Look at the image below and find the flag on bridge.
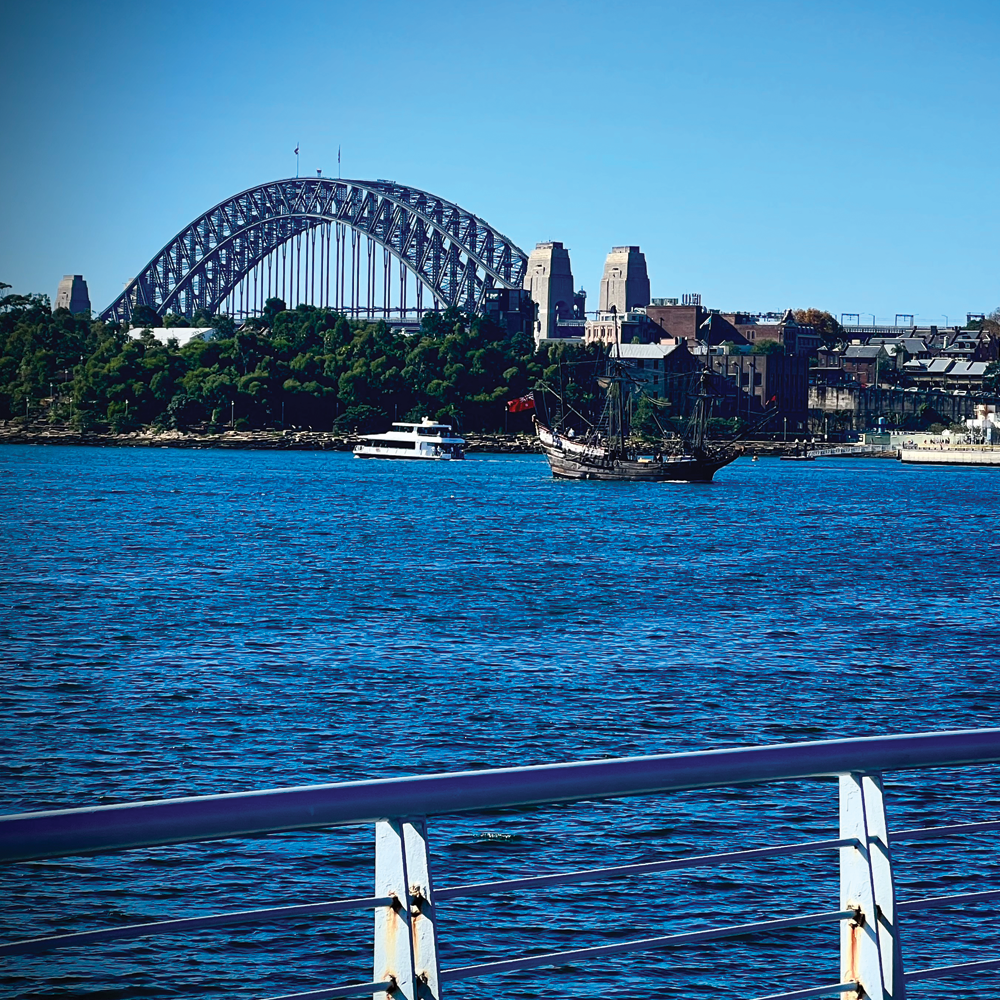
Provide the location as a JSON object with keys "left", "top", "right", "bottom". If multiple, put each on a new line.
{"left": 294, "top": 144, "right": 299, "bottom": 155}
{"left": 506, "top": 392, "right": 535, "bottom": 413}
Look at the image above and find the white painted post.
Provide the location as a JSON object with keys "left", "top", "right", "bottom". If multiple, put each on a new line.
{"left": 840, "top": 773, "right": 905, "bottom": 1000}
{"left": 375, "top": 820, "right": 415, "bottom": 999}
{"left": 404, "top": 819, "right": 442, "bottom": 999}
{"left": 374, "top": 819, "right": 441, "bottom": 1000}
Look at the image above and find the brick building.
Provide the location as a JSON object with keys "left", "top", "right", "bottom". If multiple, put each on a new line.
{"left": 708, "top": 351, "right": 809, "bottom": 430}
{"left": 643, "top": 302, "right": 708, "bottom": 343}
{"left": 608, "top": 341, "right": 702, "bottom": 415}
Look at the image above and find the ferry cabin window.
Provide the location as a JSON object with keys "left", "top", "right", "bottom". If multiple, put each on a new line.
{"left": 371, "top": 439, "right": 416, "bottom": 449}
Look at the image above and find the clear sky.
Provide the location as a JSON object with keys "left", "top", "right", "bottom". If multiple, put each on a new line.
{"left": 1, "top": 0, "right": 997, "bottom": 325}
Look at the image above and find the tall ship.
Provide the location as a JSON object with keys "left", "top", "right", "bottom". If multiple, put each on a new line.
{"left": 535, "top": 364, "right": 739, "bottom": 482}
{"left": 353, "top": 417, "right": 465, "bottom": 460}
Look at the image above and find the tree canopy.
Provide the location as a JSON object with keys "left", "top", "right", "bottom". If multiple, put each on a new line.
{"left": 0, "top": 290, "right": 604, "bottom": 434}
{"left": 751, "top": 340, "right": 786, "bottom": 355}
{"left": 794, "top": 308, "right": 844, "bottom": 349}
{"left": 983, "top": 360, "right": 1000, "bottom": 396}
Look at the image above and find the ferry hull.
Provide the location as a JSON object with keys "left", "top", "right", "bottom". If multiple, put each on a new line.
{"left": 353, "top": 451, "right": 463, "bottom": 460}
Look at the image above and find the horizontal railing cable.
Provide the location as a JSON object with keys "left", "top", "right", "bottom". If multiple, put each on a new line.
{"left": 898, "top": 888, "right": 1000, "bottom": 912}
{"left": 890, "top": 818, "right": 1000, "bottom": 842}
{"left": 591, "top": 981, "right": 859, "bottom": 1000}
{"left": 439, "top": 909, "right": 856, "bottom": 982}
{"left": 261, "top": 980, "right": 393, "bottom": 1000}
{"left": 436, "top": 837, "right": 856, "bottom": 900}
{"left": 0, "top": 895, "right": 390, "bottom": 957}
{"left": 905, "top": 957, "right": 1000, "bottom": 981}
{"left": 3, "top": 729, "right": 999, "bottom": 862}
{"left": 750, "top": 982, "right": 859, "bottom": 1000}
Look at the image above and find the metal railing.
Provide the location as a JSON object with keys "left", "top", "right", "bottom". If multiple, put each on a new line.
{"left": 2, "top": 729, "right": 1000, "bottom": 999}
{"left": 807, "top": 445, "right": 896, "bottom": 458}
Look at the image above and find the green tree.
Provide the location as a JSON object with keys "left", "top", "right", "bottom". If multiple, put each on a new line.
{"left": 794, "top": 308, "right": 844, "bottom": 349}
{"left": 983, "top": 360, "right": 1000, "bottom": 395}
{"left": 751, "top": 340, "right": 785, "bottom": 355}
{"left": 131, "top": 305, "right": 160, "bottom": 329}
{"left": 631, "top": 394, "right": 668, "bottom": 441}
{"left": 262, "top": 297, "right": 287, "bottom": 327}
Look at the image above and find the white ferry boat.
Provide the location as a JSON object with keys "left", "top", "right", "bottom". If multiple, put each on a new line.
{"left": 353, "top": 417, "right": 465, "bottom": 460}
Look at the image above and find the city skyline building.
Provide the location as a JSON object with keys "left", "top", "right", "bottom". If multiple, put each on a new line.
{"left": 523, "top": 241, "right": 576, "bottom": 343}
{"left": 54, "top": 275, "right": 90, "bottom": 314}
{"left": 598, "top": 246, "right": 650, "bottom": 315}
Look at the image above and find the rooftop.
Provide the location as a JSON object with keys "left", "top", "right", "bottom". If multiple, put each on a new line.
{"left": 609, "top": 342, "right": 686, "bottom": 360}
{"left": 128, "top": 327, "right": 215, "bottom": 347}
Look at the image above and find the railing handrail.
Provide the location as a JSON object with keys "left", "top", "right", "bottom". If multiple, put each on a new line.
{"left": 3, "top": 728, "right": 999, "bottom": 863}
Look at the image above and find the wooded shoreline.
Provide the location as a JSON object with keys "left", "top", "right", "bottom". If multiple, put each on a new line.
{"left": 0, "top": 425, "right": 858, "bottom": 457}
{"left": 0, "top": 424, "right": 543, "bottom": 453}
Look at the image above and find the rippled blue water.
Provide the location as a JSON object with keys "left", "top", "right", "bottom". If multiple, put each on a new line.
{"left": 2, "top": 445, "right": 999, "bottom": 999}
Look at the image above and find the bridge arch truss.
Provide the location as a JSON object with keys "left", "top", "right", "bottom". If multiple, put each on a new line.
{"left": 100, "top": 178, "right": 529, "bottom": 326}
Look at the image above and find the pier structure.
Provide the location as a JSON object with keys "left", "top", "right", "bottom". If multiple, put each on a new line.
{"left": 3, "top": 729, "right": 1000, "bottom": 999}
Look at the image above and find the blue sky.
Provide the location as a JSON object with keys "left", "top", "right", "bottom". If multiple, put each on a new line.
{"left": 1, "top": 0, "right": 997, "bottom": 325}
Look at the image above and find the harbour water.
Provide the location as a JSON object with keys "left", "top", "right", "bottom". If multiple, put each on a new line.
{"left": 2, "top": 446, "right": 999, "bottom": 998}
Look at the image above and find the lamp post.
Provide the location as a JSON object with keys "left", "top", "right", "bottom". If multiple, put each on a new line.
{"left": 230, "top": 400, "right": 235, "bottom": 429}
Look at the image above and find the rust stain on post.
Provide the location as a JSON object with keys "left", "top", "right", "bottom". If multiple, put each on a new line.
{"left": 843, "top": 905, "right": 863, "bottom": 1000}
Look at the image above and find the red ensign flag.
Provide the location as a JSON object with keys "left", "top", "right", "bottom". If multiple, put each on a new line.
{"left": 506, "top": 392, "right": 535, "bottom": 413}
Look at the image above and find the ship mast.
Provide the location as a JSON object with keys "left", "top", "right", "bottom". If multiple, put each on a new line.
{"left": 613, "top": 306, "right": 626, "bottom": 455}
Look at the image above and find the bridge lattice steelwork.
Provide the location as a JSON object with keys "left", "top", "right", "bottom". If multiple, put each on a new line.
{"left": 100, "top": 178, "right": 529, "bottom": 326}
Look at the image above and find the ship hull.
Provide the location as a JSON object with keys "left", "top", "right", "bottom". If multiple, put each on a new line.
{"left": 537, "top": 426, "right": 737, "bottom": 483}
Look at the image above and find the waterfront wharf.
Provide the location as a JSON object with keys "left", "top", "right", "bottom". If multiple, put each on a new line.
{"left": 899, "top": 445, "right": 1000, "bottom": 467}
{"left": 806, "top": 445, "right": 897, "bottom": 458}
{"left": 3, "top": 729, "right": 1000, "bottom": 999}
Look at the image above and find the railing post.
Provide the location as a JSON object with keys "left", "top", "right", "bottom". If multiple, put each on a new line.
{"left": 374, "top": 818, "right": 441, "bottom": 1000}
{"left": 404, "top": 819, "right": 442, "bottom": 999}
{"left": 840, "top": 773, "right": 905, "bottom": 1000}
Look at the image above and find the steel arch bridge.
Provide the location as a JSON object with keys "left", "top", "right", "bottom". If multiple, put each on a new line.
{"left": 100, "top": 178, "right": 529, "bottom": 326}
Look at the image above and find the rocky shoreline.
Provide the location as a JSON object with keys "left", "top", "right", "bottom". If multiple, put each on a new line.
{"left": 0, "top": 424, "right": 544, "bottom": 453}
{"left": 0, "top": 424, "right": 878, "bottom": 457}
